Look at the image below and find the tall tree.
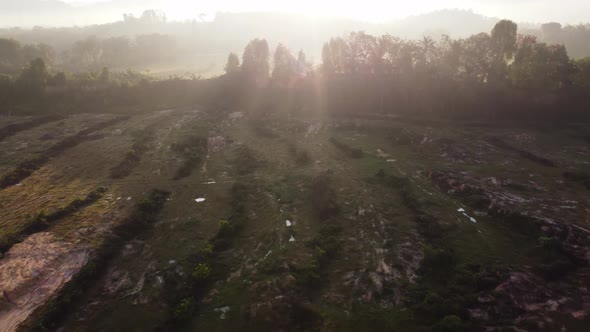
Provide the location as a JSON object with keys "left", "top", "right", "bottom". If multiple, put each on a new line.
{"left": 17, "top": 58, "right": 49, "bottom": 96}
{"left": 242, "top": 39, "right": 270, "bottom": 85}
{"left": 489, "top": 20, "right": 518, "bottom": 85}
{"left": 224, "top": 52, "right": 240, "bottom": 75}
{"left": 271, "top": 43, "right": 296, "bottom": 84}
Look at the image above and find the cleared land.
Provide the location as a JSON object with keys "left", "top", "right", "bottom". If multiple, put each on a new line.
{"left": 0, "top": 111, "right": 589, "bottom": 332}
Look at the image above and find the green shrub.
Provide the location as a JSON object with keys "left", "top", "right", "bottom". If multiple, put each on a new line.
{"left": 174, "top": 298, "right": 196, "bottom": 319}
{"left": 192, "top": 263, "right": 211, "bottom": 280}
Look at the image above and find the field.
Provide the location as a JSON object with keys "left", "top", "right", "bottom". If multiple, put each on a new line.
{"left": 0, "top": 110, "right": 589, "bottom": 332}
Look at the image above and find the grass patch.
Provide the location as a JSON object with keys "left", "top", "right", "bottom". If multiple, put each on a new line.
{"left": 1, "top": 116, "right": 129, "bottom": 189}
{"left": 159, "top": 182, "right": 251, "bottom": 330}
{"left": 0, "top": 187, "right": 108, "bottom": 254}
{"left": 233, "top": 145, "right": 261, "bottom": 175}
{"left": 110, "top": 126, "right": 157, "bottom": 178}
{"left": 285, "top": 139, "right": 311, "bottom": 166}
{"left": 171, "top": 135, "right": 208, "bottom": 180}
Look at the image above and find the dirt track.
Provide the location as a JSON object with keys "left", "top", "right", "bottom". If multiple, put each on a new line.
{"left": 0, "top": 232, "right": 88, "bottom": 332}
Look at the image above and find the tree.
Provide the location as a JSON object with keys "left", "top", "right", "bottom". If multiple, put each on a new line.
{"left": 48, "top": 72, "right": 66, "bottom": 87}
{"left": 17, "top": 58, "right": 49, "bottom": 96}
{"left": 71, "top": 36, "right": 103, "bottom": 70}
{"left": 224, "top": 52, "right": 240, "bottom": 75}
{"left": 0, "top": 38, "right": 22, "bottom": 73}
{"left": 322, "top": 37, "right": 349, "bottom": 75}
{"left": 140, "top": 10, "right": 167, "bottom": 24}
{"left": 417, "top": 36, "right": 438, "bottom": 67}
{"left": 510, "top": 36, "right": 574, "bottom": 92}
{"left": 242, "top": 39, "right": 270, "bottom": 85}
{"left": 490, "top": 20, "right": 518, "bottom": 84}
{"left": 296, "top": 50, "right": 310, "bottom": 76}
{"left": 491, "top": 20, "right": 518, "bottom": 61}
{"left": 271, "top": 43, "right": 296, "bottom": 85}
{"left": 573, "top": 57, "right": 590, "bottom": 91}
{"left": 21, "top": 43, "right": 55, "bottom": 66}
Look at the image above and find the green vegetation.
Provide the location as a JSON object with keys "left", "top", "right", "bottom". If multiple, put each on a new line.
{"left": 171, "top": 135, "right": 208, "bottom": 180}
{"left": 0, "top": 116, "right": 128, "bottom": 188}
{"left": 110, "top": 125, "right": 156, "bottom": 178}
{"left": 21, "top": 188, "right": 170, "bottom": 331}
{"left": 0, "top": 187, "right": 107, "bottom": 253}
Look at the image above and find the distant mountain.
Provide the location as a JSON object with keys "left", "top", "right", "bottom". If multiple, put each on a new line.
{"left": 386, "top": 9, "right": 501, "bottom": 38}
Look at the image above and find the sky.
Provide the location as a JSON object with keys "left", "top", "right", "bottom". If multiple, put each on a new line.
{"left": 60, "top": 0, "right": 590, "bottom": 24}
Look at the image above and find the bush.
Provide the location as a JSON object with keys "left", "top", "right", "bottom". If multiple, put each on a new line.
{"left": 174, "top": 298, "right": 196, "bottom": 320}
{"left": 171, "top": 135, "right": 208, "bottom": 180}
{"left": 192, "top": 263, "right": 211, "bottom": 281}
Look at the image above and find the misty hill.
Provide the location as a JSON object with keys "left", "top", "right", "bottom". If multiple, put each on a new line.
{"left": 1, "top": 8, "right": 589, "bottom": 76}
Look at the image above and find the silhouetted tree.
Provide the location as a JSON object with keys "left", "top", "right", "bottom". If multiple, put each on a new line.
{"left": 242, "top": 39, "right": 270, "bottom": 85}
{"left": 17, "top": 58, "right": 48, "bottom": 96}
{"left": 225, "top": 52, "right": 240, "bottom": 74}
{"left": 272, "top": 43, "right": 296, "bottom": 85}
{"left": 573, "top": 57, "right": 590, "bottom": 91}
{"left": 322, "top": 37, "right": 349, "bottom": 75}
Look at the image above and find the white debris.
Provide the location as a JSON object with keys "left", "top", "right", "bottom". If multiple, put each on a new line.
{"left": 155, "top": 276, "right": 164, "bottom": 285}
{"left": 286, "top": 220, "right": 292, "bottom": 227}
{"left": 458, "top": 208, "right": 478, "bottom": 223}
{"left": 229, "top": 111, "right": 244, "bottom": 121}
{"left": 203, "top": 180, "right": 216, "bottom": 185}
{"left": 386, "top": 159, "right": 397, "bottom": 163}
{"left": 117, "top": 197, "right": 122, "bottom": 201}
{"left": 214, "top": 306, "right": 231, "bottom": 319}
{"left": 264, "top": 250, "right": 273, "bottom": 259}
{"left": 169, "top": 260, "right": 176, "bottom": 265}
{"left": 289, "top": 236, "right": 296, "bottom": 242}
{"left": 127, "top": 196, "right": 132, "bottom": 201}
{"left": 195, "top": 198, "right": 206, "bottom": 203}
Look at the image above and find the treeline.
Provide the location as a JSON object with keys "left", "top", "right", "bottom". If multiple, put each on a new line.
{"left": 0, "top": 33, "right": 176, "bottom": 73}
{"left": 3, "top": 10, "right": 590, "bottom": 75}
{"left": 1, "top": 19, "right": 589, "bottom": 122}
{"left": 217, "top": 20, "right": 590, "bottom": 121}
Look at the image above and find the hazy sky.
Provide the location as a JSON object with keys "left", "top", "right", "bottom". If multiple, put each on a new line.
{"left": 61, "top": 0, "right": 590, "bottom": 24}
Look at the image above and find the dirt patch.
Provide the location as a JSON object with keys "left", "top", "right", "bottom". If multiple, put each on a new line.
{"left": 0, "top": 233, "right": 88, "bottom": 332}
